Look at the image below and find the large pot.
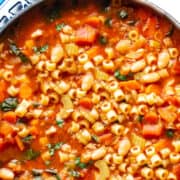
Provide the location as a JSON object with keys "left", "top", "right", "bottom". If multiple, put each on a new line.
{"left": 0, "top": 0, "right": 180, "bottom": 34}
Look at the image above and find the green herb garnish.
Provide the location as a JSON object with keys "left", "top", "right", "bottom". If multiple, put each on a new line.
{"left": 22, "top": 135, "right": 33, "bottom": 144}
{"left": 91, "top": 134, "right": 99, "bottom": 143}
{"left": 114, "top": 70, "right": 127, "bottom": 81}
{"left": 33, "top": 44, "right": 49, "bottom": 54}
{"left": 25, "top": 148, "right": 40, "bottom": 160}
{"left": 137, "top": 115, "right": 144, "bottom": 123}
{"left": 69, "top": 170, "right": 80, "bottom": 178}
{"left": 166, "top": 25, "right": 174, "bottom": 37}
{"left": 56, "top": 119, "right": 64, "bottom": 127}
{"left": 166, "top": 129, "right": 174, "bottom": 138}
{"left": 104, "top": 17, "right": 112, "bottom": 27}
{"left": 0, "top": 97, "right": 18, "bottom": 112}
{"left": 99, "top": 35, "right": 108, "bottom": 45}
{"left": 47, "top": 142, "right": 63, "bottom": 156}
{"left": 56, "top": 23, "right": 65, "bottom": 32}
{"left": 118, "top": 9, "right": 128, "bottom": 19}
{"left": 75, "top": 157, "right": 87, "bottom": 169}
{"left": 9, "top": 41, "right": 29, "bottom": 63}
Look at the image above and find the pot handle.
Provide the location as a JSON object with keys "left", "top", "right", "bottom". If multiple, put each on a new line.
{"left": 0, "top": 0, "right": 43, "bottom": 34}
{"left": 133, "top": 0, "right": 180, "bottom": 29}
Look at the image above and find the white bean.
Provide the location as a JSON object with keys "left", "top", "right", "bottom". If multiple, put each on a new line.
{"left": 81, "top": 73, "right": 94, "bottom": 91}
{"left": 141, "top": 72, "right": 160, "bottom": 83}
{"left": 118, "top": 138, "right": 131, "bottom": 156}
{"left": 0, "top": 168, "right": 14, "bottom": 180}
{"left": 91, "top": 146, "right": 107, "bottom": 160}
{"left": 131, "top": 59, "right": 146, "bottom": 73}
{"left": 158, "top": 50, "right": 170, "bottom": 69}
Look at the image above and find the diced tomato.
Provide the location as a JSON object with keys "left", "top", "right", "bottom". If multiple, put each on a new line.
{"left": 0, "top": 137, "right": 5, "bottom": 151}
{"left": 3, "top": 111, "right": 17, "bottom": 124}
{"left": 79, "top": 97, "right": 93, "bottom": 109}
{"left": 75, "top": 25, "right": 98, "bottom": 45}
{"left": 85, "top": 16, "right": 101, "bottom": 28}
{"left": 145, "top": 111, "right": 158, "bottom": 124}
{"left": 142, "top": 124, "right": 163, "bottom": 138}
{"left": 172, "top": 164, "right": 180, "bottom": 179}
{"left": 84, "top": 169, "right": 96, "bottom": 180}
{"left": 172, "top": 59, "right": 180, "bottom": 75}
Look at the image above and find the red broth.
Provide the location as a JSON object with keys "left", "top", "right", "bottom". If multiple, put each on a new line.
{"left": 0, "top": 0, "right": 179, "bottom": 179}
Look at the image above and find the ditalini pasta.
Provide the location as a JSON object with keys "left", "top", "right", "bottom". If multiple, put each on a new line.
{"left": 0, "top": 0, "right": 179, "bottom": 179}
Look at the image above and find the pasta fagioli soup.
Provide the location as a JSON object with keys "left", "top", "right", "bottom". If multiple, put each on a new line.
{"left": 0, "top": 0, "right": 180, "bottom": 179}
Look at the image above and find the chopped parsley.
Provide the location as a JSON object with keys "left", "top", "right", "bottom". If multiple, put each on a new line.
{"left": 46, "top": 4, "right": 61, "bottom": 22}
{"left": 22, "top": 135, "right": 33, "bottom": 144}
{"left": 118, "top": 9, "right": 128, "bottom": 19}
{"left": 166, "top": 25, "right": 174, "bottom": 37}
{"left": 166, "top": 129, "right": 174, "bottom": 138}
{"left": 99, "top": 35, "right": 108, "bottom": 45}
{"left": 137, "top": 115, "right": 144, "bottom": 123}
{"left": 56, "top": 23, "right": 65, "bottom": 32}
{"left": 0, "top": 97, "right": 18, "bottom": 112}
{"left": 47, "top": 142, "right": 63, "bottom": 156}
{"left": 9, "top": 40, "right": 29, "bottom": 63}
{"left": 104, "top": 17, "right": 112, "bottom": 27}
{"left": 75, "top": 157, "right": 87, "bottom": 169}
{"left": 33, "top": 44, "right": 49, "bottom": 54}
{"left": 69, "top": 170, "right": 80, "bottom": 178}
{"left": 56, "top": 119, "right": 64, "bottom": 127}
{"left": 25, "top": 148, "right": 40, "bottom": 160}
{"left": 114, "top": 70, "right": 127, "bottom": 81}
{"left": 91, "top": 134, "right": 99, "bottom": 143}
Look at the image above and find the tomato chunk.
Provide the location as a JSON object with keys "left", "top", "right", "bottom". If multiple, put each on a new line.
{"left": 75, "top": 25, "right": 98, "bottom": 45}
{"left": 3, "top": 111, "right": 17, "bottom": 124}
{"left": 79, "top": 97, "right": 93, "bottom": 109}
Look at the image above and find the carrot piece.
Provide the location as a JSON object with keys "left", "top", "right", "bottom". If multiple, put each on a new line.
{"left": 154, "top": 139, "right": 172, "bottom": 152}
{"left": 3, "top": 111, "right": 17, "bottom": 124}
{"left": 85, "top": 16, "right": 101, "bottom": 28}
{"left": 19, "top": 83, "right": 32, "bottom": 99}
{"left": 145, "top": 111, "right": 158, "bottom": 124}
{"left": 158, "top": 107, "right": 177, "bottom": 122}
{"left": 0, "top": 80, "right": 7, "bottom": 102}
{"left": 15, "top": 135, "right": 25, "bottom": 151}
{"left": 99, "top": 133, "right": 113, "bottom": 145}
{"left": 79, "top": 97, "right": 93, "bottom": 109}
{"left": 145, "top": 84, "right": 161, "bottom": 95}
{"left": 119, "top": 80, "right": 141, "bottom": 90}
{"left": 75, "top": 25, "right": 98, "bottom": 45}
{"left": 142, "top": 124, "right": 163, "bottom": 138}
{"left": 86, "top": 46, "right": 99, "bottom": 59}
{"left": 0, "top": 121, "right": 14, "bottom": 136}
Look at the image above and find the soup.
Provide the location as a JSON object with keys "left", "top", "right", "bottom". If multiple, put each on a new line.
{"left": 0, "top": 0, "right": 179, "bottom": 179}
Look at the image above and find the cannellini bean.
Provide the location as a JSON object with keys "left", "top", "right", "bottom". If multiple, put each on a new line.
{"left": 131, "top": 59, "right": 146, "bottom": 73}
{"left": 116, "top": 39, "right": 131, "bottom": 54}
{"left": 141, "top": 72, "right": 160, "bottom": 83}
{"left": 31, "top": 29, "right": 43, "bottom": 38}
{"left": 126, "top": 49, "right": 145, "bottom": 59}
{"left": 0, "top": 168, "right": 14, "bottom": 180}
{"left": 81, "top": 73, "right": 94, "bottom": 91}
{"left": 158, "top": 50, "right": 170, "bottom": 69}
{"left": 118, "top": 138, "right": 131, "bottom": 156}
{"left": 91, "top": 146, "right": 107, "bottom": 160}
{"left": 51, "top": 44, "right": 64, "bottom": 63}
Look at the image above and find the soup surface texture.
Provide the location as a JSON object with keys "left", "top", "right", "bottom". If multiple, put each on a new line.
{"left": 0, "top": 0, "right": 180, "bottom": 179}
